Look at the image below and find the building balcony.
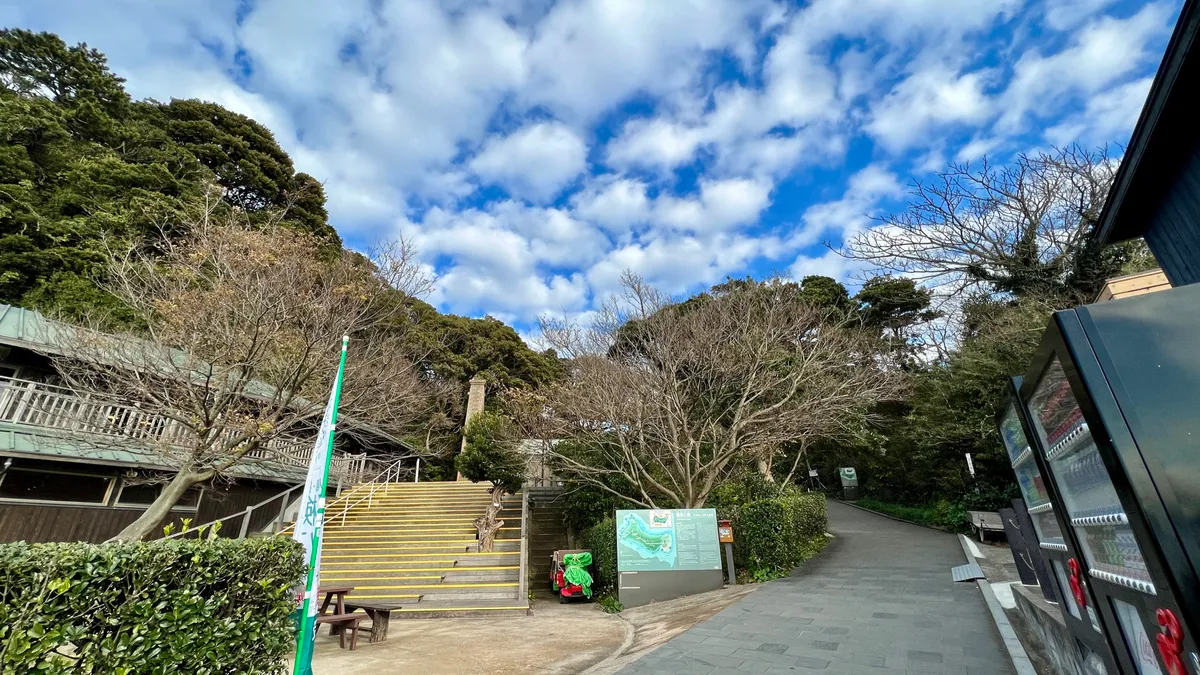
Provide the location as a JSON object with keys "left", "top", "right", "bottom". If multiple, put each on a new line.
{"left": 0, "top": 376, "right": 363, "bottom": 484}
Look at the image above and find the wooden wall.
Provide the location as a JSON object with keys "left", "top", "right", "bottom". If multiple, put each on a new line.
{"left": 1146, "top": 145, "right": 1200, "bottom": 287}
{"left": 0, "top": 479, "right": 287, "bottom": 544}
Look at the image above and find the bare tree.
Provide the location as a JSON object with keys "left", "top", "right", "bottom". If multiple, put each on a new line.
{"left": 46, "top": 189, "right": 445, "bottom": 541}
{"left": 842, "top": 146, "right": 1135, "bottom": 304}
{"left": 539, "top": 274, "right": 904, "bottom": 509}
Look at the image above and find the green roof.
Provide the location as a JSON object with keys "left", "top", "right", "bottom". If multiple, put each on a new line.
{"left": 0, "top": 421, "right": 309, "bottom": 483}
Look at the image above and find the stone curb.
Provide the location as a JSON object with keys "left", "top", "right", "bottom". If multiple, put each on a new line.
{"left": 957, "top": 534, "right": 1038, "bottom": 675}
{"left": 833, "top": 499, "right": 957, "bottom": 534}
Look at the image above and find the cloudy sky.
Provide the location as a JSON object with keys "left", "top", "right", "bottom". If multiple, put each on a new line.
{"left": 2, "top": 0, "right": 1181, "bottom": 331}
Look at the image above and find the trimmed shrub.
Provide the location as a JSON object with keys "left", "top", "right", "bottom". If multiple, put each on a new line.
{"left": 0, "top": 536, "right": 304, "bottom": 674}
{"left": 580, "top": 517, "right": 618, "bottom": 595}
{"left": 729, "top": 493, "right": 827, "bottom": 580}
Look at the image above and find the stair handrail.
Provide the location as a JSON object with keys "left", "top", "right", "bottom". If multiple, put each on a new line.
{"left": 326, "top": 456, "right": 410, "bottom": 527}
{"left": 517, "top": 490, "right": 530, "bottom": 604}
{"left": 160, "top": 481, "right": 305, "bottom": 541}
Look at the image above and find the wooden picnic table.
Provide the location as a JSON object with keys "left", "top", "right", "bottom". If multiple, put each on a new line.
{"left": 315, "top": 585, "right": 367, "bottom": 650}
{"left": 343, "top": 600, "right": 399, "bottom": 643}
{"left": 318, "top": 584, "right": 354, "bottom": 617}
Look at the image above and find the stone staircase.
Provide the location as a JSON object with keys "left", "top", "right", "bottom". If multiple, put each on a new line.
{"left": 526, "top": 487, "right": 570, "bottom": 600}
{"left": 312, "top": 481, "right": 528, "bottom": 618}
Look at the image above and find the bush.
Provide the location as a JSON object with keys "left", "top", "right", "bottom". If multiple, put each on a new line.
{"left": 855, "top": 497, "right": 971, "bottom": 533}
{"left": 580, "top": 517, "right": 618, "bottom": 595}
{"left": 0, "top": 537, "right": 304, "bottom": 674}
{"left": 728, "top": 493, "right": 827, "bottom": 580}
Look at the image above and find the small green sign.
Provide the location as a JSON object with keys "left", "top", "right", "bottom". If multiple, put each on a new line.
{"left": 616, "top": 509, "right": 722, "bottom": 572}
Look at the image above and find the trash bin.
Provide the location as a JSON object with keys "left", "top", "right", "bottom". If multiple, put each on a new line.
{"left": 839, "top": 467, "right": 859, "bottom": 501}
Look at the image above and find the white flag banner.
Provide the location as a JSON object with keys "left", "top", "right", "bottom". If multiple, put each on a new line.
{"left": 292, "top": 336, "right": 348, "bottom": 675}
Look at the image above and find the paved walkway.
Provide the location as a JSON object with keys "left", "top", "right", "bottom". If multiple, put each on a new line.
{"left": 616, "top": 501, "right": 1016, "bottom": 675}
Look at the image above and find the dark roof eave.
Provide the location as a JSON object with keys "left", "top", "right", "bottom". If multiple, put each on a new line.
{"left": 1095, "top": 0, "right": 1200, "bottom": 245}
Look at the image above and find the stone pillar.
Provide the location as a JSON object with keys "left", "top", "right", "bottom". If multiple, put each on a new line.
{"left": 458, "top": 376, "right": 486, "bottom": 480}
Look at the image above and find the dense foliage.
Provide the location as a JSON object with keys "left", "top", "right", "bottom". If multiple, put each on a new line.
{"left": 710, "top": 476, "right": 829, "bottom": 581}
{"left": 580, "top": 517, "right": 618, "bottom": 596}
{"left": 456, "top": 410, "right": 525, "bottom": 494}
{"left": 0, "top": 537, "right": 304, "bottom": 674}
{"left": 0, "top": 29, "right": 341, "bottom": 319}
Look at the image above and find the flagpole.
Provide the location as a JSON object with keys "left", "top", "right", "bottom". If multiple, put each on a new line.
{"left": 292, "top": 335, "right": 350, "bottom": 675}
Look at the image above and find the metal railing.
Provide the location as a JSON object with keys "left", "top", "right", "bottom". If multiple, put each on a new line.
{"left": 161, "top": 482, "right": 306, "bottom": 540}
{"left": 326, "top": 456, "right": 411, "bottom": 527}
{"left": 164, "top": 455, "right": 416, "bottom": 541}
{"left": 518, "top": 490, "right": 530, "bottom": 604}
{"left": 0, "top": 375, "right": 354, "bottom": 478}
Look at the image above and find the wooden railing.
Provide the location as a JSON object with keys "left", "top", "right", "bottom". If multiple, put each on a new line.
{"left": 0, "top": 376, "right": 356, "bottom": 479}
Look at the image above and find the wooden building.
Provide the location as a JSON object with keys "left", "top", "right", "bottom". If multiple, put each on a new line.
{"left": 0, "top": 305, "right": 410, "bottom": 543}
{"left": 1094, "top": 269, "right": 1172, "bottom": 303}
{"left": 1093, "top": 0, "right": 1200, "bottom": 285}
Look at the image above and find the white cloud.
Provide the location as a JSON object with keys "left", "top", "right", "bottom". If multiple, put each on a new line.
{"left": 522, "top": 0, "right": 765, "bottom": 121}
{"left": 586, "top": 232, "right": 777, "bottom": 297}
{"left": 469, "top": 121, "right": 589, "bottom": 201}
{"left": 790, "top": 164, "right": 904, "bottom": 249}
{"left": 790, "top": 249, "right": 863, "bottom": 283}
{"left": 956, "top": 136, "right": 1005, "bottom": 162}
{"left": 996, "top": 2, "right": 1173, "bottom": 134}
{"left": 605, "top": 118, "right": 704, "bottom": 172}
{"left": 653, "top": 178, "right": 773, "bottom": 233}
{"left": 867, "top": 67, "right": 993, "bottom": 152}
{"left": 1044, "top": 76, "right": 1154, "bottom": 146}
{"left": 570, "top": 176, "right": 652, "bottom": 234}
{"left": 1043, "top": 0, "right": 1119, "bottom": 31}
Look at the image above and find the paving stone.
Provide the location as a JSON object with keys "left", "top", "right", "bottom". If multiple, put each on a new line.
{"left": 873, "top": 612, "right": 901, "bottom": 619}
{"left": 820, "top": 627, "right": 850, "bottom": 635}
{"left": 907, "top": 650, "right": 945, "bottom": 663}
{"left": 756, "top": 643, "right": 791, "bottom": 654}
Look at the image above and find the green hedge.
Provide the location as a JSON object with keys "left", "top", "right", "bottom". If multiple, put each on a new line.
{"left": 728, "top": 493, "right": 827, "bottom": 580}
{"left": 855, "top": 497, "right": 970, "bottom": 532}
{"left": 0, "top": 537, "right": 304, "bottom": 674}
{"left": 580, "top": 517, "right": 618, "bottom": 595}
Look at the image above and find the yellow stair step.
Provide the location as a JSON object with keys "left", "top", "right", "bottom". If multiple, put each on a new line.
{"left": 390, "top": 605, "right": 528, "bottom": 613}
{"left": 346, "top": 582, "right": 517, "bottom": 590}
{"left": 321, "top": 564, "right": 513, "bottom": 569}
{"left": 322, "top": 551, "right": 518, "bottom": 559}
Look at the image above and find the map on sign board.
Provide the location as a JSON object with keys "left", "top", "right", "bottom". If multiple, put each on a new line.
{"left": 616, "top": 509, "right": 721, "bottom": 572}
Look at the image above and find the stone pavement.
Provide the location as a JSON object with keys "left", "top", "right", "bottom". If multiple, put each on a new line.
{"left": 616, "top": 501, "right": 1016, "bottom": 675}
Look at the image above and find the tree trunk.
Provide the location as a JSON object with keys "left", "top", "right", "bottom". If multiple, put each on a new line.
{"left": 113, "top": 470, "right": 205, "bottom": 542}
{"left": 473, "top": 489, "right": 506, "bottom": 553}
{"left": 757, "top": 456, "right": 775, "bottom": 481}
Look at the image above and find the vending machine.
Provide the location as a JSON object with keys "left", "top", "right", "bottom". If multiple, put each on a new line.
{"left": 998, "top": 377, "right": 1119, "bottom": 675}
{"left": 1013, "top": 283, "right": 1200, "bottom": 675}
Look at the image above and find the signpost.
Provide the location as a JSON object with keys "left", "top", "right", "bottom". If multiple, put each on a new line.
{"left": 718, "top": 520, "right": 736, "bottom": 585}
{"left": 615, "top": 508, "right": 724, "bottom": 608}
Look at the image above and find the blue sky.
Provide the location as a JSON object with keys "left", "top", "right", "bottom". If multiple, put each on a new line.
{"left": 1, "top": 0, "right": 1182, "bottom": 335}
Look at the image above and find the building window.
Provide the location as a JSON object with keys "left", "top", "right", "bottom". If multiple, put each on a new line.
{"left": 0, "top": 467, "right": 113, "bottom": 504}
{"left": 116, "top": 481, "right": 201, "bottom": 510}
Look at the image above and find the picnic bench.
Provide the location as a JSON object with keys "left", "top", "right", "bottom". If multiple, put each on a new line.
{"left": 315, "top": 585, "right": 366, "bottom": 650}
{"left": 967, "top": 510, "right": 1005, "bottom": 543}
{"left": 343, "top": 600, "right": 399, "bottom": 643}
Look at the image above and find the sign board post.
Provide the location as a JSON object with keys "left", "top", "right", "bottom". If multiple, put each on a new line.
{"left": 616, "top": 508, "right": 724, "bottom": 608}
{"left": 717, "top": 520, "right": 736, "bottom": 585}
